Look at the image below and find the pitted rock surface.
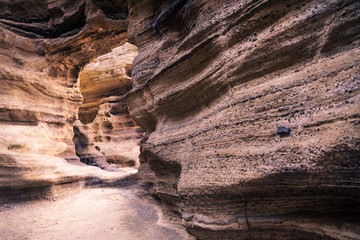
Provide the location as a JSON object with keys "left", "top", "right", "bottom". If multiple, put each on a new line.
{"left": 126, "top": 0, "right": 360, "bottom": 239}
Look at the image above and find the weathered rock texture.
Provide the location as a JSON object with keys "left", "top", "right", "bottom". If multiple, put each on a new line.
{"left": 0, "top": 0, "right": 130, "bottom": 197}
{"left": 1, "top": 0, "right": 360, "bottom": 239}
{"left": 126, "top": 0, "right": 360, "bottom": 239}
{"left": 75, "top": 43, "right": 143, "bottom": 169}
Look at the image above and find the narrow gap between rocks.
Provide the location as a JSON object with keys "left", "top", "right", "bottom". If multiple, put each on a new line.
{"left": 72, "top": 42, "right": 145, "bottom": 172}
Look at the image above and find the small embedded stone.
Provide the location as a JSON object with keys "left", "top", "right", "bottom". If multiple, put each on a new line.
{"left": 277, "top": 126, "right": 291, "bottom": 135}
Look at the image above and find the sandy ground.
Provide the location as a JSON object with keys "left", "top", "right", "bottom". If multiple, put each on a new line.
{"left": 0, "top": 183, "right": 190, "bottom": 240}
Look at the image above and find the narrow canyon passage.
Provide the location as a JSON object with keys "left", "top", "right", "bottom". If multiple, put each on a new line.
{"left": 72, "top": 42, "right": 144, "bottom": 170}
{"left": 0, "top": 33, "right": 175, "bottom": 239}
{"left": 0, "top": 0, "right": 359, "bottom": 239}
{"left": 0, "top": 182, "right": 190, "bottom": 240}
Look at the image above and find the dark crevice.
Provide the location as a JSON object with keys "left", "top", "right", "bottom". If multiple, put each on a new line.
{"left": 0, "top": 2, "right": 86, "bottom": 38}
{"left": 93, "top": 0, "right": 129, "bottom": 20}
{"left": 242, "top": 191, "right": 252, "bottom": 240}
{"left": 72, "top": 125, "right": 110, "bottom": 169}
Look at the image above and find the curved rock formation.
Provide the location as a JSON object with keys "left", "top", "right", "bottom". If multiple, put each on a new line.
{"left": 0, "top": 0, "right": 129, "bottom": 197}
{"left": 126, "top": 0, "right": 360, "bottom": 239}
{"left": 0, "top": 0, "right": 359, "bottom": 238}
{"left": 75, "top": 43, "right": 143, "bottom": 169}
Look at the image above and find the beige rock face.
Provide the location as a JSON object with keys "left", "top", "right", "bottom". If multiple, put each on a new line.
{"left": 0, "top": 0, "right": 130, "bottom": 197}
{"left": 126, "top": 0, "right": 360, "bottom": 239}
{"left": 78, "top": 43, "right": 137, "bottom": 124}
{"left": 0, "top": 0, "right": 359, "bottom": 239}
{"left": 75, "top": 43, "right": 143, "bottom": 169}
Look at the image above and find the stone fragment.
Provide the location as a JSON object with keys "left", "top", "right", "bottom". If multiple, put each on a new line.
{"left": 276, "top": 126, "right": 291, "bottom": 135}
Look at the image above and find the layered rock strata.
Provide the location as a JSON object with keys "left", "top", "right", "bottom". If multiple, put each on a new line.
{"left": 75, "top": 43, "right": 143, "bottom": 169}
{"left": 0, "top": 0, "right": 130, "bottom": 197}
{"left": 0, "top": 0, "right": 359, "bottom": 238}
{"left": 126, "top": 0, "right": 360, "bottom": 239}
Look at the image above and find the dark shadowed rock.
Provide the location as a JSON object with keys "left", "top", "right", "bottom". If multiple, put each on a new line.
{"left": 276, "top": 126, "right": 291, "bottom": 136}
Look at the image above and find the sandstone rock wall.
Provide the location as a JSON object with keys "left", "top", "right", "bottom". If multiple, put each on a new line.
{"left": 0, "top": 0, "right": 129, "bottom": 195}
{"left": 126, "top": 0, "right": 360, "bottom": 239}
{"left": 75, "top": 43, "right": 143, "bottom": 169}
{"left": 1, "top": 0, "right": 359, "bottom": 238}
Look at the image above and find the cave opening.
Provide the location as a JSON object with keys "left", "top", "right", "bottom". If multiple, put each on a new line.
{"left": 72, "top": 42, "right": 145, "bottom": 171}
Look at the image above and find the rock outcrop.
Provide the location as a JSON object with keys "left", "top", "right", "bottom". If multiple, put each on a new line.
{"left": 75, "top": 43, "right": 143, "bottom": 169}
{"left": 1, "top": 0, "right": 359, "bottom": 238}
{"left": 0, "top": 0, "right": 130, "bottom": 198}
{"left": 126, "top": 0, "right": 360, "bottom": 239}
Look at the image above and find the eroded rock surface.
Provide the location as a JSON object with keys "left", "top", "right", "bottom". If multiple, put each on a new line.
{"left": 126, "top": 0, "right": 360, "bottom": 239}
{"left": 75, "top": 43, "right": 143, "bottom": 169}
{"left": 1, "top": 0, "right": 360, "bottom": 239}
{"left": 0, "top": 0, "right": 129, "bottom": 197}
